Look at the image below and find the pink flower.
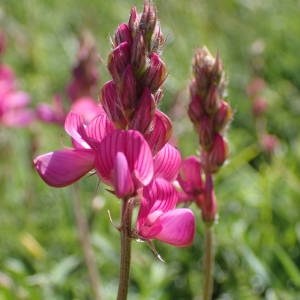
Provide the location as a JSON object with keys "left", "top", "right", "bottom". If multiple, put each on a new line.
{"left": 136, "top": 178, "right": 195, "bottom": 247}
{"left": 95, "top": 130, "right": 154, "bottom": 198}
{"left": 34, "top": 110, "right": 115, "bottom": 187}
{"left": 177, "top": 156, "right": 205, "bottom": 206}
{"left": 0, "top": 65, "right": 34, "bottom": 127}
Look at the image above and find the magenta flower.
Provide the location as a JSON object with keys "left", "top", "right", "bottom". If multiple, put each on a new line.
{"left": 95, "top": 129, "right": 154, "bottom": 198}
{"left": 136, "top": 178, "right": 195, "bottom": 247}
{"left": 34, "top": 110, "right": 115, "bottom": 187}
{"left": 0, "top": 65, "right": 34, "bottom": 127}
{"left": 177, "top": 156, "right": 205, "bottom": 206}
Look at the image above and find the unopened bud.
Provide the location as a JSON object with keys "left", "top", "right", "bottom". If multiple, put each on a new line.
{"left": 119, "top": 65, "right": 137, "bottom": 118}
{"left": 107, "top": 42, "right": 131, "bottom": 82}
{"left": 130, "top": 87, "right": 155, "bottom": 133}
{"left": 199, "top": 116, "right": 214, "bottom": 151}
{"left": 100, "top": 80, "right": 128, "bottom": 129}
{"left": 252, "top": 96, "right": 268, "bottom": 117}
{"left": 140, "top": 0, "right": 157, "bottom": 51}
{"left": 188, "top": 95, "right": 205, "bottom": 127}
{"left": 143, "top": 52, "right": 167, "bottom": 92}
{"left": 114, "top": 23, "right": 132, "bottom": 47}
{"left": 203, "top": 134, "right": 228, "bottom": 173}
{"left": 131, "top": 32, "right": 147, "bottom": 76}
{"left": 260, "top": 134, "right": 279, "bottom": 155}
{"left": 129, "top": 7, "right": 139, "bottom": 33}
{"left": 213, "top": 100, "right": 233, "bottom": 132}
{"left": 205, "top": 85, "right": 220, "bottom": 114}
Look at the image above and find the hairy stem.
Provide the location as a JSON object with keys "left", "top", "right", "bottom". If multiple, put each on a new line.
{"left": 117, "top": 197, "right": 135, "bottom": 300}
{"left": 72, "top": 184, "right": 102, "bottom": 300}
{"left": 203, "top": 224, "right": 214, "bottom": 300}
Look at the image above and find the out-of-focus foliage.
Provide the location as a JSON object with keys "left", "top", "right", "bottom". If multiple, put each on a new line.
{"left": 0, "top": 0, "right": 300, "bottom": 299}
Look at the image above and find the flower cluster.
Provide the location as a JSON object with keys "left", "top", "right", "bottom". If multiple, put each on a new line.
{"left": 0, "top": 30, "right": 34, "bottom": 127}
{"left": 178, "top": 47, "right": 232, "bottom": 222}
{"left": 34, "top": 1, "right": 195, "bottom": 248}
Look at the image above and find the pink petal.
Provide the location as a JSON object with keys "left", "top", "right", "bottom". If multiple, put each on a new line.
{"left": 83, "top": 113, "right": 115, "bottom": 148}
{"left": 129, "top": 87, "right": 155, "bottom": 133}
{"left": 70, "top": 97, "right": 104, "bottom": 123}
{"left": 114, "top": 152, "right": 134, "bottom": 198}
{"left": 34, "top": 149, "right": 95, "bottom": 187}
{"left": 144, "top": 110, "right": 172, "bottom": 154}
{"left": 2, "top": 109, "right": 34, "bottom": 127}
{"left": 64, "top": 112, "right": 90, "bottom": 149}
{"left": 136, "top": 178, "right": 178, "bottom": 238}
{"left": 95, "top": 130, "right": 153, "bottom": 188}
{"left": 154, "top": 209, "right": 195, "bottom": 247}
{"left": 2, "top": 91, "right": 30, "bottom": 109}
{"left": 153, "top": 143, "right": 181, "bottom": 181}
{"left": 177, "top": 156, "right": 204, "bottom": 195}
{"left": 143, "top": 178, "right": 178, "bottom": 214}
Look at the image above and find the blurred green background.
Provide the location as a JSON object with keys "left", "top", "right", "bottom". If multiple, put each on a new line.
{"left": 1, "top": 0, "right": 300, "bottom": 299}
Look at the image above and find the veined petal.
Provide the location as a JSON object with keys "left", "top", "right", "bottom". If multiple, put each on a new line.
{"left": 34, "top": 149, "right": 95, "bottom": 187}
{"left": 154, "top": 208, "right": 195, "bottom": 247}
{"left": 95, "top": 130, "right": 153, "bottom": 188}
{"left": 114, "top": 152, "right": 134, "bottom": 198}
{"left": 153, "top": 143, "right": 181, "bottom": 181}
{"left": 83, "top": 113, "right": 115, "bottom": 149}
{"left": 144, "top": 110, "right": 172, "bottom": 154}
{"left": 64, "top": 112, "right": 90, "bottom": 149}
{"left": 143, "top": 178, "right": 178, "bottom": 214}
{"left": 136, "top": 178, "right": 178, "bottom": 239}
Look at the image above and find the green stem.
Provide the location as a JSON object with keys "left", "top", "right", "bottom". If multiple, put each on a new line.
{"left": 117, "top": 198, "right": 134, "bottom": 300}
{"left": 203, "top": 224, "right": 214, "bottom": 300}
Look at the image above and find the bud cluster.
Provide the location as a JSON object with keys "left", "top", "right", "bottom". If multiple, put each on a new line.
{"left": 189, "top": 47, "right": 232, "bottom": 173}
{"left": 101, "top": 0, "right": 168, "bottom": 137}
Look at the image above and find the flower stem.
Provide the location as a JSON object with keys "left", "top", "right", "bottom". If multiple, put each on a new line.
{"left": 203, "top": 223, "right": 214, "bottom": 300}
{"left": 117, "top": 197, "right": 134, "bottom": 300}
{"left": 72, "top": 184, "right": 102, "bottom": 300}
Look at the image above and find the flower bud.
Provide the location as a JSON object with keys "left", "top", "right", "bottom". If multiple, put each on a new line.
{"left": 140, "top": 0, "right": 157, "bottom": 51}
{"left": 252, "top": 96, "right": 268, "bottom": 117}
{"left": 203, "top": 134, "right": 228, "bottom": 173}
{"left": 119, "top": 65, "right": 137, "bottom": 118}
{"left": 114, "top": 23, "right": 132, "bottom": 47}
{"left": 129, "top": 7, "right": 139, "bottom": 33}
{"left": 198, "top": 116, "right": 214, "bottom": 151}
{"left": 129, "top": 87, "right": 155, "bottom": 133}
{"left": 131, "top": 32, "right": 147, "bottom": 76}
{"left": 143, "top": 52, "right": 167, "bottom": 92}
{"left": 107, "top": 42, "right": 131, "bottom": 82}
{"left": 204, "top": 84, "right": 220, "bottom": 114}
{"left": 100, "top": 80, "right": 127, "bottom": 129}
{"left": 213, "top": 100, "right": 233, "bottom": 132}
{"left": 188, "top": 94, "right": 205, "bottom": 126}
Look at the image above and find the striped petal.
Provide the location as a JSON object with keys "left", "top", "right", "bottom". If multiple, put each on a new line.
{"left": 83, "top": 113, "right": 115, "bottom": 148}
{"left": 154, "top": 208, "right": 195, "bottom": 247}
{"left": 34, "top": 149, "right": 95, "bottom": 187}
{"left": 64, "top": 112, "right": 90, "bottom": 149}
{"left": 144, "top": 110, "right": 172, "bottom": 154}
{"left": 95, "top": 130, "right": 153, "bottom": 189}
{"left": 153, "top": 143, "right": 181, "bottom": 181}
{"left": 137, "top": 178, "right": 178, "bottom": 239}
